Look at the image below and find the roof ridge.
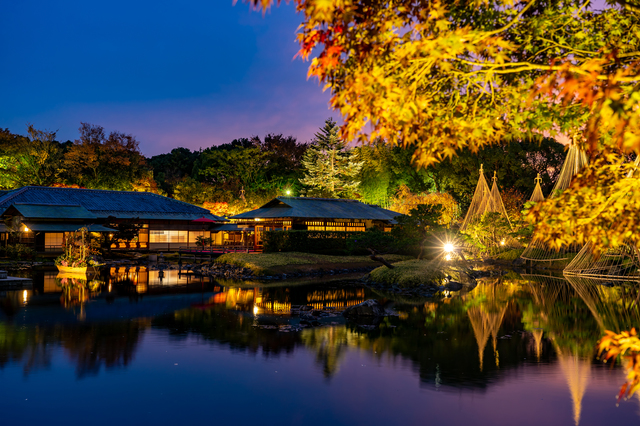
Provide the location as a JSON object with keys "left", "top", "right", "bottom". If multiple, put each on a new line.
{"left": 278, "top": 196, "right": 360, "bottom": 203}
{"left": 0, "top": 186, "right": 30, "bottom": 204}
{"left": 13, "top": 202, "right": 82, "bottom": 207}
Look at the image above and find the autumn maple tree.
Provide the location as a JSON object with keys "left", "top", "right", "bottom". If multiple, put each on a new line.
{"left": 244, "top": 0, "right": 640, "bottom": 250}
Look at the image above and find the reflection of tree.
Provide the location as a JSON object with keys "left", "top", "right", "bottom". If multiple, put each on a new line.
{"left": 520, "top": 274, "right": 599, "bottom": 358}
{"left": 0, "top": 320, "right": 147, "bottom": 378}
{"left": 58, "top": 319, "right": 149, "bottom": 378}
{"left": 299, "top": 326, "right": 363, "bottom": 378}
{"left": 152, "top": 305, "right": 299, "bottom": 356}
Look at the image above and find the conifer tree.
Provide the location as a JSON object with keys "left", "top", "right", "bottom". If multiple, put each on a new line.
{"left": 299, "top": 118, "right": 362, "bottom": 198}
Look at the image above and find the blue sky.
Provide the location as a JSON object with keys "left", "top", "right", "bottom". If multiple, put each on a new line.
{"left": 0, "top": 1, "right": 332, "bottom": 156}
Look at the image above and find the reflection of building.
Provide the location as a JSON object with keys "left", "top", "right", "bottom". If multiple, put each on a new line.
{"left": 0, "top": 186, "right": 226, "bottom": 252}
{"left": 202, "top": 286, "right": 367, "bottom": 315}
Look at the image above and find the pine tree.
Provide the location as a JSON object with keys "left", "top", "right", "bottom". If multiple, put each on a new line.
{"left": 299, "top": 119, "right": 363, "bottom": 198}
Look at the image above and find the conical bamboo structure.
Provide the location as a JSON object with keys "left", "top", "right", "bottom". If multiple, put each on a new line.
{"left": 461, "top": 165, "right": 492, "bottom": 230}
{"left": 521, "top": 144, "right": 589, "bottom": 262}
{"left": 487, "top": 172, "right": 513, "bottom": 230}
{"left": 461, "top": 166, "right": 512, "bottom": 230}
{"left": 529, "top": 173, "right": 545, "bottom": 203}
{"left": 564, "top": 242, "right": 640, "bottom": 280}
{"left": 563, "top": 157, "right": 640, "bottom": 279}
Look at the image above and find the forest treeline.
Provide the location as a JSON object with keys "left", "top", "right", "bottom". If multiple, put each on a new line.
{"left": 0, "top": 121, "right": 566, "bottom": 217}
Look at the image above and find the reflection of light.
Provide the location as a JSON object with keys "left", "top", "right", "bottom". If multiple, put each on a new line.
{"left": 22, "top": 290, "right": 27, "bottom": 303}
{"left": 443, "top": 243, "right": 454, "bottom": 253}
{"left": 445, "top": 254, "right": 452, "bottom": 261}
{"left": 253, "top": 305, "right": 259, "bottom": 315}
{"left": 108, "top": 284, "right": 112, "bottom": 292}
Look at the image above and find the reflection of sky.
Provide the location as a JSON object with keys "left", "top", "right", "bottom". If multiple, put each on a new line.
{"left": 0, "top": 329, "right": 637, "bottom": 426}
{"left": 0, "top": 1, "right": 332, "bottom": 156}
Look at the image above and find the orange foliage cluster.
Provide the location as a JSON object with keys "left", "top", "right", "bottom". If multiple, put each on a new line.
{"left": 202, "top": 201, "right": 246, "bottom": 218}
{"left": 598, "top": 328, "right": 640, "bottom": 400}
{"left": 51, "top": 183, "right": 84, "bottom": 189}
{"left": 390, "top": 184, "right": 458, "bottom": 226}
{"left": 131, "top": 176, "right": 163, "bottom": 195}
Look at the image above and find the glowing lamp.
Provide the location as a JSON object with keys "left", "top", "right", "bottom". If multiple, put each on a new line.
{"left": 23, "top": 290, "right": 27, "bottom": 303}
{"left": 443, "top": 243, "right": 454, "bottom": 253}
{"left": 253, "top": 305, "right": 259, "bottom": 315}
{"left": 23, "top": 226, "right": 30, "bottom": 233}
{"left": 286, "top": 190, "right": 291, "bottom": 195}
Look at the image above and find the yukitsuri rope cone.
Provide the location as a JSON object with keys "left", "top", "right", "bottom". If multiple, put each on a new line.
{"left": 563, "top": 157, "right": 640, "bottom": 280}
{"left": 461, "top": 166, "right": 512, "bottom": 231}
{"left": 461, "top": 164, "right": 491, "bottom": 231}
{"left": 520, "top": 144, "right": 589, "bottom": 262}
{"left": 488, "top": 171, "right": 513, "bottom": 230}
{"left": 529, "top": 173, "right": 545, "bottom": 203}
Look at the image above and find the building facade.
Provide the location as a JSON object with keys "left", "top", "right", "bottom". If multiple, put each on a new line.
{"left": 0, "top": 186, "right": 227, "bottom": 252}
{"left": 230, "top": 196, "right": 401, "bottom": 249}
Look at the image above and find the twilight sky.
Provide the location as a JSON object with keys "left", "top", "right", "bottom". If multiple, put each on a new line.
{"left": 0, "top": 1, "right": 332, "bottom": 156}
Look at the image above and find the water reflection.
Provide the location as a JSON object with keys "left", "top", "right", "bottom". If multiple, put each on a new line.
{"left": 0, "top": 268, "right": 639, "bottom": 424}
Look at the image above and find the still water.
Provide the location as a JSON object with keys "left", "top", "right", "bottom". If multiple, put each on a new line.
{"left": 1, "top": 267, "right": 639, "bottom": 426}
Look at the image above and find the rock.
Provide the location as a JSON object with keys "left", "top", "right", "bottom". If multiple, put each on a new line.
{"left": 446, "top": 281, "right": 464, "bottom": 291}
{"left": 342, "top": 299, "right": 386, "bottom": 318}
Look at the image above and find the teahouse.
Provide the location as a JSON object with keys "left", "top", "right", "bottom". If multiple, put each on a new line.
{"left": 230, "top": 196, "right": 401, "bottom": 250}
{"left": 0, "top": 186, "right": 227, "bottom": 252}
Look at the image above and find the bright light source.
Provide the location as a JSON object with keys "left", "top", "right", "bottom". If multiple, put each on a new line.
{"left": 500, "top": 239, "right": 505, "bottom": 246}
{"left": 286, "top": 190, "right": 291, "bottom": 195}
{"left": 445, "top": 254, "right": 452, "bottom": 261}
{"left": 23, "top": 226, "right": 30, "bottom": 233}
{"left": 443, "top": 243, "right": 454, "bottom": 253}
{"left": 22, "top": 290, "right": 27, "bottom": 303}
{"left": 253, "top": 305, "right": 259, "bottom": 315}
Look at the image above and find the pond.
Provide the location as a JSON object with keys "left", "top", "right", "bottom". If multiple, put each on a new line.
{"left": 0, "top": 267, "right": 639, "bottom": 426}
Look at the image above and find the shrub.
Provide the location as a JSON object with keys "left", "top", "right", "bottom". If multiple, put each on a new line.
{"left": 262, "top": 230, "right": 365, "bottom": 254}
{"left": 346, "top": 228, "right": 396, "bottom": 255}
{"left": 2, "top": 244, "right": 36, "bottom": 260}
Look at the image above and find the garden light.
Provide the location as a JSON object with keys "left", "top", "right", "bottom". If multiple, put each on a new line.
{"left": 286, "top": 189, "right": 291, "bottom": 195}
{"left": 443, "top": 243, "right": 455, "bottom": 253}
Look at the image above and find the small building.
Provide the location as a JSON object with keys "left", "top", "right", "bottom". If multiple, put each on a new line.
{"left": 230, "top": 196, "right": 401, "bottom": 249}
{"left": 0, "top": 186, "right": 228, "bottom": 252}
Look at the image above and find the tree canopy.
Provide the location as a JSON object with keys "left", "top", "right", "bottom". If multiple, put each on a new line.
{"left": 246, "top": 0, "right": 640, "bottom": 249}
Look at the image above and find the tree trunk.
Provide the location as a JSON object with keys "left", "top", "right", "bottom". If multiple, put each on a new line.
{"left": 368, "top": 248, "right": 395, "bottom": 269}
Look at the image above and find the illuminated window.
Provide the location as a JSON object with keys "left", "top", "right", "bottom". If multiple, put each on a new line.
{"left": 45, "top": 233, "right": 64, "bottom": 247}
{"left": 149, "top": 230, "right": 188, "bottom": 243}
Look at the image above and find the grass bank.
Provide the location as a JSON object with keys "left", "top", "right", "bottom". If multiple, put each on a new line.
{"left": 368, "top": 259, "right": 446, "bottom": 288}
{"left": 215, "top": 252, "right": 411, "bottom": 276}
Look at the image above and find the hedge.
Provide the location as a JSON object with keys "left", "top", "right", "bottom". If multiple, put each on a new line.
{"left": 262, "top": 230, "right": 366, "bottom": 254}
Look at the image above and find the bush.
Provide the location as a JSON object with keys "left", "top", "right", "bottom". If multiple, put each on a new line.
{"left": 262, "top": 230, "right": 366, "bottom": 254}
{"left": 346, "top": 228, "right": 396, "bottom": 255}
{"left": 0, "top": 244, "right": 37, "bottom": 260}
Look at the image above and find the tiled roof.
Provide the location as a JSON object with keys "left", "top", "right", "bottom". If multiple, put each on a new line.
{"left": 0, "top": 186, "right": 226, "bottom": 221}
{"left": 231, "top": 197, "right": 401, "bottom": 221}
{"left": 23, "top": 222, "right": 116, "bottom": 232}
{"left": 8, "top": 203, "right": 97, "bottom": 220}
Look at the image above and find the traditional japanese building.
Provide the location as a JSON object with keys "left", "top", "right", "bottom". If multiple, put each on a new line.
{"left": 230, "top": 196, "right": 401, "bottom": 249}
{"left": 0, "top": 186, "right": 227, "bottom": 252}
